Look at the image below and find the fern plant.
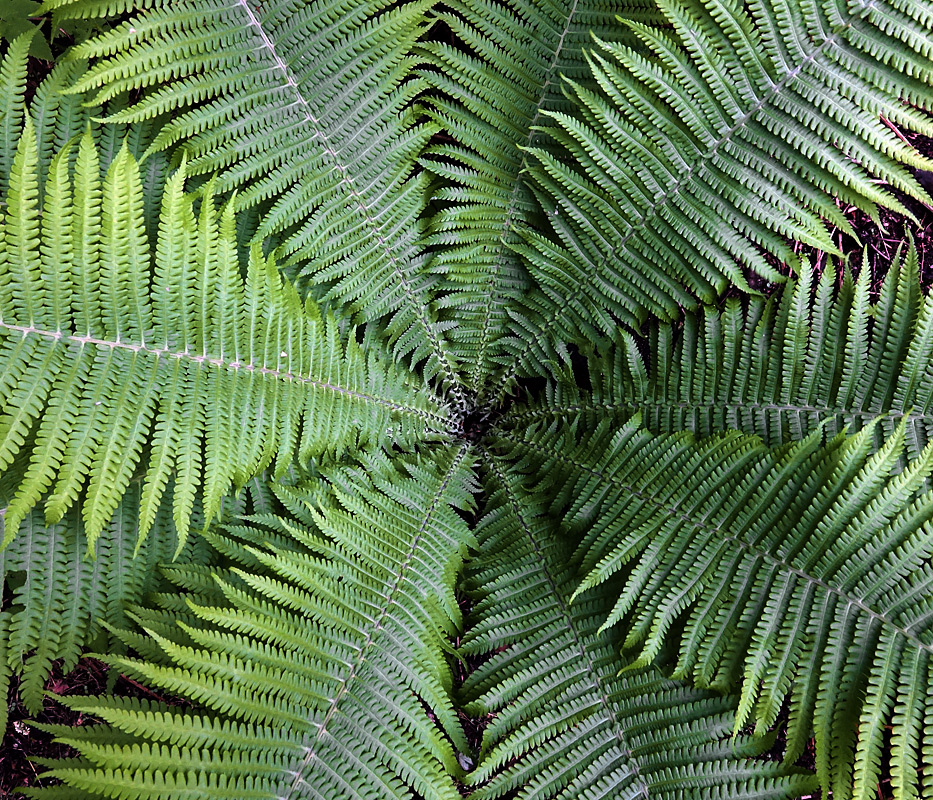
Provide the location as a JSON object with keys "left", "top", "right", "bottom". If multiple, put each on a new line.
{"left": 2, "top": 0, "right": 933, "bottom": 797}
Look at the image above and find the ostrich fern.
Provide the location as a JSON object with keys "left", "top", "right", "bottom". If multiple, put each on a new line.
{"left": 1, "top": 0, "right": 933, "bottom": 797}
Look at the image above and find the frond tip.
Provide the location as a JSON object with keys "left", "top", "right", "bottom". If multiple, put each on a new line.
{"left": 0, "top": 128, "right": 448, "bottom": 554}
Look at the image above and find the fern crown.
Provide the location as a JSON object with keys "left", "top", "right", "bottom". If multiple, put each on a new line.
{"left": 1, "top": 0, "right": 933, "bottom": 798}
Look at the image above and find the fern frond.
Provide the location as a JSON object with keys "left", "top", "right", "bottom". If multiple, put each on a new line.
{"left": 0, "top": 128, "right": 448, "bottom": 553}
{"left": 0, "top": 33, "right": 32, "bottom": 196}
{"left": 461, "top": 448, "right": 818, "bottom": 799}
{"left": 0, "top": 480, "right": 216, "bottom": 720}
{"left": 503, "top": 246, "right": 933, "bottom": 466}
{"left": 28, "top": 447, "right": 477, "bottom": 800}
{"left": 38, "top": 0, "right": 142, "bottom": 16}
{"left": 489, "top": 0, "right": 933, "bottom": 398}
{"left": 60, "top": 0, "right": 466, "bottom": 395}
{"left": 493, "top": 415, "right": 933, "bottom": 800}
{"left": 420, "top": 0, "right": 660, "bottom": 398}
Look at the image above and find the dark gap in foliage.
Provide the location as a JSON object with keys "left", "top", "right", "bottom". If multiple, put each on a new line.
{"left": 0, "top": 575, "right": 12, "bottom": 613}
{"left": 749, "top": 129, "right": 933, "bottom": 298}
{"left": 450, "top": 598, "right": 506, "bottom": 796}
{"left": 0, "top": 657, "right": 188, "bottom": 793}
{"left": 456, "top": 407, "right": 495, "bottom": 443}
{"left": 511, "top": 375, "right": 548, "bottom": 408}
{"left": 733, "top": 699, "right": 825, "bottom": 799}
{"left": 567, "top": 343, "right": 590, "bottom": 392}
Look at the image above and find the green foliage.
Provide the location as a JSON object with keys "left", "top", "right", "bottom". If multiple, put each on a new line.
{"left": 420, "top": 0, "right": 661, "bottom": 397}
{"left": 505, "top": 245, "right": 933, "bottom": 463}
{"left": 0, "top": 119, "right": 446, "bottom": 554}
{"left": 0, "top": 5, "right": 110, "bottom": 61}
{"left": 1, "top": 0, "right": 933, "bottom": 797}
{"left": 491, "top": 413, "right": 933, "bottom": 799}
{"left": 461, "top": 453, "right": 819, "bottom": 799}
{"left": 488, "top": 0, "right": 933, "bottom": 399}
{"left": 0, "top": 484, "right": 213, "bottom": 725}
{"left": 28, "top": 449, "right": 477, "bottom": 799}
{"left": 58, "top": 0, "right": 464, "bottom": 394}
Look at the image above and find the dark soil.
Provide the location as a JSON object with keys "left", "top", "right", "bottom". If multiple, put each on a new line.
{"left": 0, "top": 659, "right": 186, "bottom": 796}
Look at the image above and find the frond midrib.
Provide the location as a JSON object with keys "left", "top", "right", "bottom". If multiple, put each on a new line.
{"left": 481, "top": 446, "right": 650, "bottom": 793}
{"left": 499, "top": 399, "right": 931, "bottom": 425}
{"left": 0, "top": 320, "right": 450, "bottom": 427}
{"left": 488, "top": 13, "right": 875, "bottom": 404}
{"left": 470, "top": 0, "right": 583, "bottom": 397}
{"left": 496, "top": 429, "right": 933, "bottom": 656}
{"left": 235, "top": 0, "right": 465, "bottom": 405}
{"left": 281, "top": 443, "right": 470, "bottom": 799}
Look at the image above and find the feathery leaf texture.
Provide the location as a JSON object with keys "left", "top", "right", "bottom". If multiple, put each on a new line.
{"left": 0, "top": 483, "right": 213, "bottom": 720}
{"left": 0, "top": 126, "right": 446, "bottom": 553}
{"left": 491, "top": 0, "right": 933, "bottom": 395}
{"left": 57, "top": 0, "right": 466, "bottom": 394}
{"left": 4, "top": 0, "right": 933, "bottom": 796}
{"left": 26, "top": 448, "right": 477, "bottom": 800}
{"left": 0, "top": 32, "right": 31, "bottom": 198}
{"left": 503, "top": 245, "right": 933, "bottom": 463}
{"left": 493, "top": 414, "right": 933, "bottom": 800}
{"left": 461, "top": 450, "right": 818, "bottom": 800}
{"left": 421, "top": 0, "right": 660, "bottom": 397}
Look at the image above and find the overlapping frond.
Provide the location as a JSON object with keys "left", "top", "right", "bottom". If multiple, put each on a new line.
{"left": 461, "top": 449, "right": 818, "bottom": 799}
{"left": 490, "top": 0, "right": 933, "bottom": 397}
{"left": 0, "top": 480, "right": 219, "bottom": 730}
{"left": 27, "top": 447, "right": 477, "bottom": 800}
{"left": 53, "top": 0, "right": 465, "bottom": 392}
{"left": 502, "top": 245, "right": 933, "bottom": 463}
{"left": 1, "top": 33, "right": 170, "bottom": 208}
{"left": 493, "top": 415, "right": 933, "bottom": 800}
{"left": 0, "top": 127, "right": 447, "bottom": 553}
{"left": 421, "top": 0, "right": 659, "bottom": 397}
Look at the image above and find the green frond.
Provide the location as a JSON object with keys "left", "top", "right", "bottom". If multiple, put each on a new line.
{"left": 38, "top": 0, "right": 141, "bottom": 16}
{"left": 0, "top": 32, "right": 32, "bottom": 196}
{"left": 27, "top": 447, "right": 478, "bottom": 800}
{"left": 0, "top": 129, "right": 447, "bottom": 553}
{"left": 461, "top": 448, "right": 818, "bottom": 799}
{"left": 489, "top": 0, "right": 933, "bottom": 397}
{"left": 502, "top": 245, "right": 933, "bottom": 467}
{"left": 61, "top": 0, "right": 465, "bottom": 394}
{"left": 420, "top": 0, "right": 661, "bottom": 397}
{"left": 492, "top": 415, "right": 933, "bottom": 800}
{"left": 0, "top": 36, "right": 176, "bottom": 249}
{"left": 6, "top": 0, "right": 933, "bottom": 795}
{"left": 0, "top": 480, "right": 216, "bottom": 722}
